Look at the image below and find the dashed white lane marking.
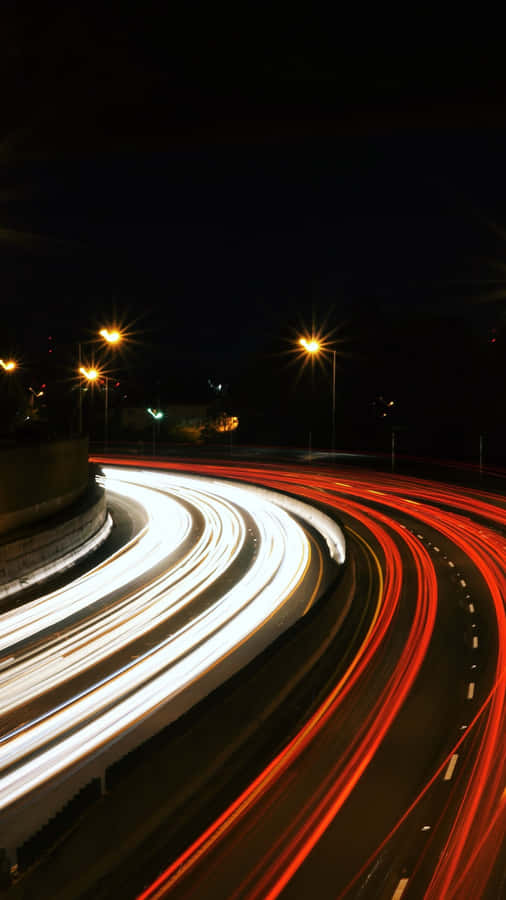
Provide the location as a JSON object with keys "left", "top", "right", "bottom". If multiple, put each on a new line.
{"left": 467, "top": 682, "right": 475, "bottom": 700}
{"left": 469, "top": 603, "right": 475, "bottom": 613}
{"left": 434, "top": 546, "right": 440, "bottom": 552}
{"left": 449, "top": 561, "right": 455, "bottom": 568}
{"left": 473, "top": 636, "right": 479, "bottom": 649}
{"left": 421, "top": 824, "right": 431, "bottom": 831}
{"left": 444, "top": 754, "right": 459, "bottom": 781}
{"left": 392, "top": 877, "right": 410, "bottom": 899}
{"left": 460, "top": 579, "right": 467, "bottom": 587}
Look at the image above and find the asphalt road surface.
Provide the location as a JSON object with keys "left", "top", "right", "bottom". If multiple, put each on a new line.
{"left": 1, "top": 464, "right": 338, "bottom": 870}
{"left": 95, "top": 457, "right": 505, "bottom": 900}
{"left": 6, "top": 457, "right": 506, "bottom": 900}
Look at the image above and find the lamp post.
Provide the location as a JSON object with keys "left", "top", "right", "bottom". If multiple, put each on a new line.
{"left": 78, "top": 365, "right": 99, "bottom": 440}
{"left": 104, "top": 376, "right": 109, "bottom": 450}
{"left": 98, "top": 327, "right": 122, "bottom": 450}
{"left": 147, "top": 407, "right": 163, "bottom": 456}
{"left": 28, "top": 386, "right": 44, "bottom": 410}
{"left": 77, "top": 327, "right": 123, "bottom": 439}
{"left": 78, "top": 367, "right": 114, "bottom": 450}
{"left": 78, "top": 343, "right": 83, "bottom": 433}
{"left": 0, "top": 359, "right": 18, "bottom": 435}
{"left": 299, "top": 337, "right": 337, "bottom": 456}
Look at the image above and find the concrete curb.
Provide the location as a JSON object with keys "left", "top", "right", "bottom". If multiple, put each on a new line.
{"left": 0, "top": 489, "right": 110, "bottom": 601}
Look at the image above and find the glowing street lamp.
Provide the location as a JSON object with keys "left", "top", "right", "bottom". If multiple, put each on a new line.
{"left": 299, "top": 335, "right": 337, "bottom": 455}
{"left": 147, "top": 408, "right": 164, "bottom": 456}
{"left": 299, "top": 337, "right": 321, "bottom": 354}
{"left": 0, "top": 359, "right": 16, "bottom": 372}
{"left": 78, "top": 366, "right": 116, "bottom": 450}
{"left": 78, "top": 365, "right": 102, "bottom": 446}
{"left": 79, "top": 366, "right": 99, "bottom": 381}
{"left": 28, "top": 386, "right": 44, "bottom": 411}
{"left": 77, "top": 327, "right": 122, "bottom": 437}
{"left": 99, "top": 327, "right": 122, "bottom": 345}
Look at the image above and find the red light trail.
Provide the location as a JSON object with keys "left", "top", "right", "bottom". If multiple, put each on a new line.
{"left": 90, "top": 456, "right": 506, "bottom": 900}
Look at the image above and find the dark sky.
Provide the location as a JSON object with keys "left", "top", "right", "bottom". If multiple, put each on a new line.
{"left": 2, "top": 8, "right": 506, "bottom": 444}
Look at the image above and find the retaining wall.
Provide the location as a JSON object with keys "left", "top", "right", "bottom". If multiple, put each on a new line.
{"left": 0, "top": 485, "right": 109, "bottom": 599}
{"left": 0, "top": 437, "right": 89, "bottom": 537}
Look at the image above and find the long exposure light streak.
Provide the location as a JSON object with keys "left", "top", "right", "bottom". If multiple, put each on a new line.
{"left": 94, "top": 458, "right": 506, "bottom": 900}
{"left": 0, "top": 468, "right": 333, "bottom": 817}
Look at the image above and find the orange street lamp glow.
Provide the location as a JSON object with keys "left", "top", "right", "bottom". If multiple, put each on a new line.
{"left": 99, "top": 328, "right": 122, "bottom": 344}
{"left": 79, "top": 366, "right": 99, "bottom": 381}
{"left": 299, "top": 337, "right": 321, "bottom": 354}
{"left": 298, "top": 332, "right": 339, "bottom": 454}
{"left": 0, "top": 359, "right": 16, "bottom": 371}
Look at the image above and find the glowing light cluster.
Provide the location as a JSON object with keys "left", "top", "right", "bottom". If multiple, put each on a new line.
{"left": 79, "top": 365, "right": 99, "bottom": 381}
{"left": 0, "top": 467, "right": 313, "bottom": 811}
{"left": 107, "top": 458, "right": 506, "bottom": 900}
{"left": 99, "top": 327, "right": 122, "bottom": 344}
{"left": 299, "top": 337, "right": 320, "bottom": 353}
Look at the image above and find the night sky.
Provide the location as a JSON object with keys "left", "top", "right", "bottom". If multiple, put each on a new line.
{"left": 2, "top": 10, "right": 506, "bottom": 453}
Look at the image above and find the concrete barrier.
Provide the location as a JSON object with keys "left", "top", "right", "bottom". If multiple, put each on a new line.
{"left": 0, "top": 437, "right": 89, "bottom": 537}
{"left": 0, "top": 484, "right": 110, "bottom": 600}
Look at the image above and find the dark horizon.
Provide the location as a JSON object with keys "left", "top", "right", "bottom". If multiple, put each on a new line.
{"left": 2, "top": 13, "right": 506, "bottom": 455}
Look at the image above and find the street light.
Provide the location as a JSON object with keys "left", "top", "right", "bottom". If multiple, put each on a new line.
{"left": 78, "top": 366, "right": 115, "bottom": 451}
{"left": 299, "top": 338, "right": 321, "bottom": 354}
{"left": 98, "top": 327, "right": 122, "bottom": 450}
{"left": 99, "top": 328, "right": 122, "bottom": 345}
{"left": 79, "top": 366, "right": 99, "bottom": 381}
{"left": 78, "top": 365, "right": 100, "bottom": 447}
{"left": 147, "top": 408, "right": 163, "bottom": 456}
{"left": 0, "top": 359, "right": 16, "bottom": 372}
{"left": 299, "top": 336, "right": 337, "bottom": 455}
{"left": 28, "top": 386, "right": 44, "bottom": 411}
{"left": 77, "top": 327, "right": 122, "bottom": 437}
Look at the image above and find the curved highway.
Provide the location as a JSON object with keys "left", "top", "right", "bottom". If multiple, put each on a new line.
{"left": 85, "top": 458, "right": 504, "bottom": 900}
{"left": 6, "top": 457, "right": 506, "bottom": 900}
{"left": 0, "top": 466, "right": 341, "bottom": 860}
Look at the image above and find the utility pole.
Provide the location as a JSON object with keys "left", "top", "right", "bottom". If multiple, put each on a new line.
{"left": 104, "top": 377, "right": 109, "bottom": 450}
{"left": 78, "top": 342, "right": 82, "bottom": 433}
{"left": 331, "top": 348, "right": 336, "bottom": 455}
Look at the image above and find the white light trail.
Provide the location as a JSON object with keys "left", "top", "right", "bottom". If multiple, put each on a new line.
{"left": 0, "top": 467, "right": 314, "bottom": 811}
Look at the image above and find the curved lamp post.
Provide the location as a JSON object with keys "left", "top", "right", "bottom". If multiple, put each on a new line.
{"left": 78, "top": 327, "right": 123, "bottom": 442}
{"left": 299, "top": 337, "right": 337, "bottom": 455}
{"left": 147, "top": 407, "right": 163, "bottom": 456}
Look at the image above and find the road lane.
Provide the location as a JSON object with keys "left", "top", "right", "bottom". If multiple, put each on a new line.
{"left": 109, "top": 459, "right": 504, "bottom": 900}
{"left": 8, "top": 457, "right": 505, "bottom": 900}
{"left": 1, "top": 466, "right": 340, "bottom": 865}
